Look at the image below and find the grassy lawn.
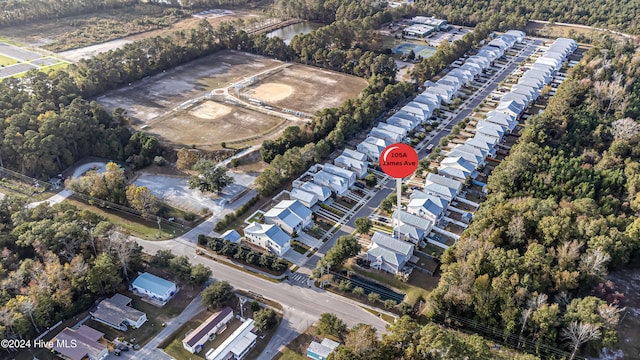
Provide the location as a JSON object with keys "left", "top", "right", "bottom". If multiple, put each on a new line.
{"left": 344, "top": 260, "right": 434, "bottom": 305}
{"left": 290, "top": 240, "right": 310, "bottom": 255}
{"left": 422, "top": 243, "right": 445, "bottom": 258}
{"left": 361, "top": 306, "right": 396, "bottom": 324}
{"left": 0, "top": 54, "right": 17, "bottom": 66}
{"left": 0, "top": 177, "right": 59, "bottom": 201}
{"left": 64, "top": 197, "right": 188, "bottom": 240}
{"left": 273, "top": 326, "right": 319, "bottom": 360}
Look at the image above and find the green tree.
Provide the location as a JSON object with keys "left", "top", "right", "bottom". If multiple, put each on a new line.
{"left": 367, "top": 292, "right": 381, "bottom": 303}
{"left": 168, "top": 255, "right": 192, "bottom": 281}
{"left": 254, "top": 308, "right": 277, "bottom": 331}
{"left": 352, "top": 286, "right": 365, "bottom": 297}
{"left": 202, "top": 281, "right": 233, "bottom": 310}
{"left": 189, "top": 159, "right": 234, "bottom": 194}
{"left": 317, "top": 313, "right": 347, "bottom": 339}
{"left": 354, "top": 217, "right": 372, "bottom": 234}
{"left": 189, "top": 264, "right": 212, "bottom": 286}
{"left": 86, "top": 253, "right": 122, "bottom": 295}
{"left": 364, "top": 173, "right": 377, "bottom": 187}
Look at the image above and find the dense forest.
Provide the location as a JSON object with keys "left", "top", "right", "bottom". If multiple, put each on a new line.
{"left": 413, "top": 0, "right": 640, "bottom": 34}
{"left": 430, "top": 38, "right": 640, "bottom": 357}
{"left": 311, "top": 314, "right": 541, "bottom": 360}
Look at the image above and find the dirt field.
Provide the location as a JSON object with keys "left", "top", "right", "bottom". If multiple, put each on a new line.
{"left": 98, "top": 50, "right": 283, "bottom": 121}
{"left": 525, "top": 21, "right": 629, "bottom": 43}
{"left": 97, "top": 50, "right": 291, "bottom": 149}
{"left": 98, "top": 50, "right": 367, "bottom": 149}
{"left": 239, "top": 65, "right": 367, "bottom": 113}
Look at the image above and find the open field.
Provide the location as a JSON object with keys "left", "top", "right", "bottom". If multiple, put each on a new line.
{"left": 0, "top": 4, "right": 255, "bottom": 54}
{"left": 0, "top": 41, "right": 69, "bottom": 78}
{"left": 239, "top": 65, "right": 367, "bottom": 113}
{"left": 98, "top": 50, "right": 366, "bottom": 149}
{"left": 525, "top": 21, "right": 629, "bottom": 43}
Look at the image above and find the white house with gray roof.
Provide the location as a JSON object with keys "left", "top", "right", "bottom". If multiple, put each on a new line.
{"left": 264, "top": 200, "right": 312, "bottom": 235}
{"left": 438, "top": 156, "right": 478, "bottom": 182}
{"left": 357, "top": 141, "right": 385, "bottom": 161}
{"left": 342, "top": 148, "right": 367, "bottom": 162}
{"left": 370, "top": 127, "right": 403, "bottom": 143}
{"left": 334, "top": 155, "right": 368, "bottom": 178}
{"left": 378, "top": 122, "right": 408, "bottom": 138}
{"left": 298, "top": 181, "right": 331, "bottom": 202}
{"left": 244, "top": 223, "right": 290, "bottom": 256}
{"left": 424, "top": 172, "right": 463, "bottom": 201}
{"left": 407, "top": 193, "right": 448, "bottom": 224}
{"left": 364, "top": 136, "right": 392, "bottom": 149}
{"left": 392, "top": 210, "right": 433, "bottom": 243}
{"left": 313, "top": 170, "right": 349, "bottom": 195}
{"left": 323, "top": 163, "right": 356, "bottom": 187}
{"left": 290, "top": 188, "right": 318, "bottom": 207}
{"left": 387, "top": 116, "right": 418, "bottom": 131}
{"left": 366, "top": 232, "right": 415, "bottom": 274}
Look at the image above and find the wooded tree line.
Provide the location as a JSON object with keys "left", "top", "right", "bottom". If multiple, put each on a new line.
{"left": 413, "top": 0, "right": 640, "bottom": 34}
{"left": 0, "top": 196, "right": 142, "bottom": 341}
{"left": 430, "top": 38, "right": 640, "bottom": 357}
{"left": 319, "top": 315, "right": 540, "bottom": 360}
{"left": 0, "top": 195, "right": 210, "bottom": 344}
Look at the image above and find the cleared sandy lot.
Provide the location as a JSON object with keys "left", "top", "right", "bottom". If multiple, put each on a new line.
{"left": 98, "top": 50, "right": 367, "bottom": 149}
{"left": 240, "top": 65, "right": 367, "bottom": 113}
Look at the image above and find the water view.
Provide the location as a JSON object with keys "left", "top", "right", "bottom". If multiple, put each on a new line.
{"left": 267, "top": 21, "right": 323, "bottom": 45}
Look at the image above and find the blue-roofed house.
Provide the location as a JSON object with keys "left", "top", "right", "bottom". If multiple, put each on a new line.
{"left": 366, "top": 232, "right": 414, "bottom": 274}
{"left": 264, "top": 200, "right": 313, "bottom": 235}
{"left": 221, "top": 229, "right": 242, "bottom": 243}
{"left": 131, "top": 272, "right": 177, "bottom": 302}
{"left": 244, "top": 223, "right": 291, "bottom": 256}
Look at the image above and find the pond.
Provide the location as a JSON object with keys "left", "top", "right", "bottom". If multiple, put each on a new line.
{"left": 267, "top": 21, "right": 323, "bottom": 45}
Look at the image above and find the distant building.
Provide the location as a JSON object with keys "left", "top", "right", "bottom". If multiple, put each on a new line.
{"left": 90, "top": 294, "right": 147, "bottom": 331}
{"left": 357, "top": 141, "right": 385, "bottom": 162}
{"left": 183, "top": 306, "right": 234, "bottom": 354}
{"left": 131, "top": 272, "right": 177, "bottom": 302}
{"left": 307, "top": 338, "right": 340, "bottom": 360}
{"left": 411, "top": 16, "right": 448, "bottom": 30}
{"left": 403, "top": 24, "right": 436, "bottom": 38}
{"left": 205, "top": 318, "right": 257, "bottom": 360}
{"left": 334, "top": 155, "right": 368, "bottom": 178}
{"left": 50, "top": 325, "right": 108, "bottom": 360}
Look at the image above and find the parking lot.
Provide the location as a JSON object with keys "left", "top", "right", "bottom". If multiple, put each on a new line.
{"left": 134, "top": 171, "right": 257, "bottom": 214}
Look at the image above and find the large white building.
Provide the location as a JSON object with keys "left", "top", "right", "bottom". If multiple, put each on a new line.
{"left": 244, "top": 223, "right": 291, "bottom": 256}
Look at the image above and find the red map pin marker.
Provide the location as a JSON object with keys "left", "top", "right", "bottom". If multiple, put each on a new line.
{"left": 379, "top": 143, "right": 419, "bottom": 178}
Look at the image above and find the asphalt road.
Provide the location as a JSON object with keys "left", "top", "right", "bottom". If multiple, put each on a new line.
{"left": 134, "top": 237, "right": 388, "bottom": 359}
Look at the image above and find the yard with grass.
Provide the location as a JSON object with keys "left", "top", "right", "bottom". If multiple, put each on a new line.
{"left": 63, "top": 197, "right": 190, "bottom": 240}
{"left": 273, "top": 326, "right": 324, "bottom": 360}
{"left": 344, "top": 259, "right": 436, "bottom": 305}
{"left": 0, "top": 54, "right": 17, "bottom": 66}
